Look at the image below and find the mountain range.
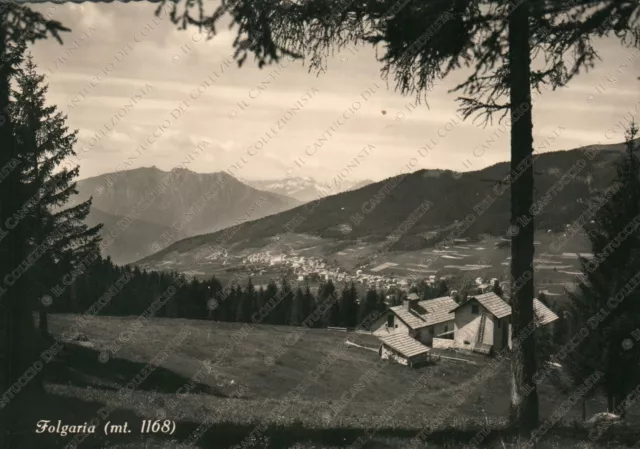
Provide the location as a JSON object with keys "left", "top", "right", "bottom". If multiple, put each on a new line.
{"left": 245, "top": 176, "right": 374, "bottom": 202}
{"left": 75, "top": 167, "right": 301, "bottom": 264}
{"left": 137, "top": 138, "right": 635, "bottom": 268}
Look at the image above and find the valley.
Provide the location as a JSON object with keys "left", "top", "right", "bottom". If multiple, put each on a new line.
{"left": 139, "top": 230, "right": 591, "bottom": 302}
{"left": 131, "top": 140, "right": 625, "bottom": 300}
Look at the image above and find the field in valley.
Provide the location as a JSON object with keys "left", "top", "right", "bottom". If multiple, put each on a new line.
{"left": 20, "top": 314, "right": 640, "bottom": 448}
{"left": 147, "top": 231, "right": 591, "bottom": 303}
{"left": 361, "top": 233, "right": 591, "bottom": 298}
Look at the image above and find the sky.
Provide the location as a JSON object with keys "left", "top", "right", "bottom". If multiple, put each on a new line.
{"left": 25, "top": 0, "right": 640, "bottom": 184}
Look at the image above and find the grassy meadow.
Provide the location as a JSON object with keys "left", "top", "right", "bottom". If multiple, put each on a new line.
{"left": 19, "top": 314, "right": 640, "bottom": 448}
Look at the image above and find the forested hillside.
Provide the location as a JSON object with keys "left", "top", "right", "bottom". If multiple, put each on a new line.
{"left": 141, "top": 140, "right": 628, "bottom": 262}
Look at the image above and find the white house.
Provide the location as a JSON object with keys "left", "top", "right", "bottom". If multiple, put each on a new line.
{"left": 374, "top": 290, "right": 560, "bottom": 362}
{"left": 448, "top": 292, "right": 559, "bottom": 355}
{"left": 371, "top": 293, "right": 458, "bottom": 346}
{"left": 449, "top": 292, "right": 512, "bottom": 354}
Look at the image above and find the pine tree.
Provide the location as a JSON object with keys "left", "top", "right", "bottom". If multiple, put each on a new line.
{"left": 182, "top": 278, "right": 202, "bottom": 319}
{"left": 339, "top": 282, "right": 358, "bottom": 328}
{"left": 290, "top": 287, "right": 305, "bottom": 326}
{"left": 10, "top": 55, "right": 102, "bottom": 334}
{"left": 229, "top": 284, "right": 242, "bottom": 322}
{"left": 302, "top": 283, "right": 314, "bottom": 324}
{"left": 358, "top": 288, "right": 379, "bottom": 329}
{"left": 319, "top": 280, "right": 339, "bottom": 327}
{"left": 569, "top": 123, "right": 640, "bottom": 415}
{"left": 306, "top": 285, "right": 324, "bottom": 329}
{"left": 338, "top": 285, "right": 350, "bottom": 328}
{"left": 277, "top": 277, "right": 294, "bottom": 325}
{"left": 263, "top": 280, "right": 279, "bottom": 324}
{"left": 422, "top": 279, "right": 450, "bottom": 300}
{"left": 236, "top": 278, "right": 256, "bottom": 323}
{"left": 375, "top": 289, "right": 387, "bottom": 314}
{"left": 206, "top": 278, "right": 223, "bottom": 320}
{"left": 255, "top": 285, "right": 265, "bottom": 320}
{"left": 349, "top": 282, "right": 359, "bottom": 324}
{"left": 0, "top": 9, "right": 70, "bottom": 445}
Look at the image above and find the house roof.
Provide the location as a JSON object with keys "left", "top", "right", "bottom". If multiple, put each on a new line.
{"left": 390, "top": 305, "right": 429, "bottom": 329}
{"left": 451, "top": 292, "right": 512, "bottom": 319}
{"left": 533, "top": 299, "right": 559, "bottom": 326}
{"left": 380, "top": 333, "right": 431, "bottom": 359}
{"left": 449, "top": 293, "right": 559, "bottom": 326}
{"left": 451, "top": 292, "right": 511, "bottom": 318}
{"left": 474, "top": 292, "right": 513, "bottom": 318}
{"left": 389, "top": 296, "right": 457, "bottom": 329}
{"left": 419, "top": 296, "right": 459, "bottom": 326}
{"left": 407, "top": 292, "right": 420, "bottom": 301}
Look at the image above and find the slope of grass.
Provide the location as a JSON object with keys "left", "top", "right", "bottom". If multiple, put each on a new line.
{"left": 24, "top": 314, "right": 640, "bottom": 448}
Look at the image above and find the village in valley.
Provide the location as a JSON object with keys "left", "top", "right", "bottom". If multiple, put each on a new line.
{"left": 150, "top": 231, "right": 588, "bottom": 296}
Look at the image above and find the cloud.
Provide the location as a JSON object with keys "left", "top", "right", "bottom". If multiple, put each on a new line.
{"left": 23, "top": 1, "right": 640, "bottom": 183}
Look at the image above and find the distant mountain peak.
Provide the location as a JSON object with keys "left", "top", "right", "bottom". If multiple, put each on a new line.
{"left": 246, "top": 176, "right": 373, "bottom": 202}
{"left": 77, "top": 168, "right": 300, "bottom": 264}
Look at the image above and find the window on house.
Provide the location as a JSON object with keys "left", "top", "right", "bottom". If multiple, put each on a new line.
{"left": 429, "top": 327, "right": 434, "bottom": 336}
{"left": 497, "top": 320, "right": 501, "bottom": 329}
{"left": 387, "top": 314, "right": 394, "bottom": 327}
{"left": 471, "top": 304, "right": 479, "bottom": 315}
{"left": 444, "top": 325, "right": 448, "bottom": 333}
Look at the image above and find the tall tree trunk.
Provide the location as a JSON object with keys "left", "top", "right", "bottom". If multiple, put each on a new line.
{"left": 507, "top": 0, "right": 539, "bottom": 437}
{"left": 32, "top": 137, "right": 48, "bottom": 337}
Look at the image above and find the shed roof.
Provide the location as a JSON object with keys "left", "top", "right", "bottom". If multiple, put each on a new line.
{"left": 380, "top": 333, "right": 431, "bottom": 359}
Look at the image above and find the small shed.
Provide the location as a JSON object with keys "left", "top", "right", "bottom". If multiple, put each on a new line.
{"left": 379, "top": 333, "right": 432, "bottom": 367}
